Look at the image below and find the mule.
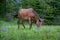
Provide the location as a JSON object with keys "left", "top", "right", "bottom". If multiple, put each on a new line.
{"left": 17, "top": 8, "right": 44, "bottom": 29}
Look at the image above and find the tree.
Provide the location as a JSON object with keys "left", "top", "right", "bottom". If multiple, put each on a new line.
{"left": 0, "top": 0, "right": 60, "bottom": 25}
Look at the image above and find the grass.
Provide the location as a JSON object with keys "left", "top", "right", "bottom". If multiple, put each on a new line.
{"left": 0, "top": 21, "right": 60, "bottom": 40}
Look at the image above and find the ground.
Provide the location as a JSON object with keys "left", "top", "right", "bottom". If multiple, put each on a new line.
{"left": 0, "top": 21, "right": 60, "bottom": 40}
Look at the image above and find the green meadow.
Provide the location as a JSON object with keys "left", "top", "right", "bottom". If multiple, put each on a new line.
{"left": 0, "top": 21, "right": 60, "bottom": 40}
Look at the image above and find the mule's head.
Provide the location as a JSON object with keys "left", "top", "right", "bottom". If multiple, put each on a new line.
{"left": 36, "top": 19, "right": 44, "bottom": 27}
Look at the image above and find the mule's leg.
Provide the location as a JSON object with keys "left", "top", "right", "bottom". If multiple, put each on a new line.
{"left": 22, "top": 20, "right": 25, "bottom": 29}
{"left": 29, "top": 18, "right": 32, "bottom": 29}
{"left": 17, "top": 18, "right": 20, "bottom": 29}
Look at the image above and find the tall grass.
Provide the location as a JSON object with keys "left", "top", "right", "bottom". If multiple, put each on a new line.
{"left": 0, "top": 21, "right": 60, "bottom": 40}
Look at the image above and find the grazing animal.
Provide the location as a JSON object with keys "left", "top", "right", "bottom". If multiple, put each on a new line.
{"left": 16, "top": 8, "right": 44, "bottom": 29}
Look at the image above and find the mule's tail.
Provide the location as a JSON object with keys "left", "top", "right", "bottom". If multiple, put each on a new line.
{"left": 12, "top": 14, "right": 18, "bottom": 18}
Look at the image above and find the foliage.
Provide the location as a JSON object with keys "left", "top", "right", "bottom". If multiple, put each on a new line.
{"left": 0, "top": 21, "right": 60, "bottom": 40}
{"left": 0, "top": 0, "right": 60, "bottom": 25}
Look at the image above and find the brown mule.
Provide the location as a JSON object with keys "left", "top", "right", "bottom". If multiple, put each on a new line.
{"left": 17, "top": 8, "right": 44, "bottom": 29}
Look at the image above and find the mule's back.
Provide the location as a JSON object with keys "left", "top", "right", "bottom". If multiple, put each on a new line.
{"left": 18, "top": 8, "right": 35, "bottom": 19}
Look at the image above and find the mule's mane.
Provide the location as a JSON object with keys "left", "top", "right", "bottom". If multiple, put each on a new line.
{"left": 28, "top": 8, "right": 42, "bottom": 21}
{"left": 32, "top": 10, "right": 42, "bottom": 21}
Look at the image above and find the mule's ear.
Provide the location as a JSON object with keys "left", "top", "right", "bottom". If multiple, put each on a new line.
{"left": 40, "top": 19, "right": 45, "bottom": 22}
{"left": 42, "top": 19, "right": 45, "bottom": 21}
